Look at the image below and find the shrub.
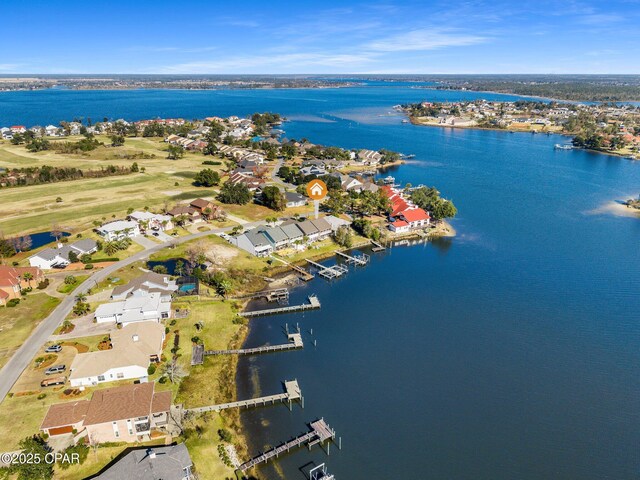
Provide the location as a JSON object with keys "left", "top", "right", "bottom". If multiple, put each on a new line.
{"left": 165, "top": 326, "right": 170, "bottom": 334}
{"left": 218, "top": 428, "right": 233, "bottom": 442}
{"left": 84, "top": 263, "right": 94, "bottom": 270}
{"left": 202, "top": 160, "right": 222, "bottom": 166}
{"left": 147, "top": 364, "right": 156, "bottom": 375}
{"left": 7, "top": 298, "right": 20, "bottom": 307}
{"left": 37, "top": 279, "right": 50, "bottom": 289}
{"left": 56, "top": 197, "right": 63, "bottom": 202}
{"left": 37, "top": 393, "right": 46, "bottom": 400}
{"left": 158, "top": 376, "right": 167, "bottom": 384}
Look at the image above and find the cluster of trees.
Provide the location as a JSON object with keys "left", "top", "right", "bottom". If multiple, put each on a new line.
{"left": 261, "top": 185, "right": 286, "bottom": 211}
{"left": 217, "top": 182, "right": 252, "bottom": 205}
{"left": 323, "top": 189, "right": 391, "bottom": 217}
{"left": 352, "top": 218, "right": 382, "bottom": 241}
{"left": 410, "top": 186, "right": 457, "bottom": 221}
{"left": 333, "top": 225, "right": 353, "bottom": 248}
{"left": 306, "top": 145, "right": 351, "bottom": 161}
{"left": 0, "top": 234, "right": 32, "bottom": 257}
{"left": 193, "top": 168, "right": 220, "bottom": 187}
{"left": 0, "top": 164, "right": 138, "bottom": 188}
{"left": 251, "top": 112, "right": 282, "bottom": 135}
{"left": 166, "top": 144, "right": 185, "bottom": 160}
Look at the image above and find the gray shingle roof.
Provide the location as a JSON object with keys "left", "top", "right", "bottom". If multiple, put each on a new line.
{"left": 95, "top": 443, "right": 192, "bottom": 480}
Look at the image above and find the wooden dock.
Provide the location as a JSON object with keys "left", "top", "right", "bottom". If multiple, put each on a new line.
{"left": 371, "top": 240, "right": 386, "bottom": 252}
{"left": 240, "top": 295, "right": 320, "bottom": 317}
{"left": 186, "top": 380, "right": 302, "bottom": 414}
{"left": 306, "top": 259, "right": 348, "bottom": 280}
{"left": 204, "top": 332, "right": 303, "bottom": 356}
{"left": 336, "top": 250, "right": 370, "bottom": 266}
{"left": 238, "top": 418, "right": 337, "bottom": 473}
{"left": 232, "top": 288, "right": 289, "bottom": 304}
{"left": 270, "top": 255, "right": 315, "bottom": 281}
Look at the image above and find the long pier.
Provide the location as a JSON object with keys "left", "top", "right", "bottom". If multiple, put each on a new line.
{"left": 204, "top": 332, "right": 303, "bottom": 356}
{"left": 240, "top": 295, "right": 320, "bottom": 317}
{"left": 186, "top": 380, "right": 302, "bottom": 414}
{"left": 270, "top": 255, "right": 315, "bottom": 281}
{"left": 306, "top": 259, "right": 348, "bottom": 280}
{"left": 238, "top": 419, "right": 337, "bottom": 473}
{"left": 232, "top": 287, "right": 289, "bottom": 304}
{"left": 336, "top": 250, "right": 370, "bottom": 266}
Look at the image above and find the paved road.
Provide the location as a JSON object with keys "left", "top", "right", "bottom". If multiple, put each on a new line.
{"left": 0, "top": 222, "right": 265, "bottom": 404}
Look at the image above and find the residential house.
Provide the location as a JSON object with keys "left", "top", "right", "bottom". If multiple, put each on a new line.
{"left": 228, "top": 171, "right": 265, "bottom": 191}
{"left": 357, "top": 149, "right": 383, "bottom": 165}
{"left": 111, "top": 271, "right": 177, "bottom": 302}
{"left": 285, "top": 192, "right": 307, "bottom": 208}
{"left": 299, "top": 165, "right": 327, "bottom": 176}
{"left": 128, "top": 211, "right": 174, "bottom": 231}
{"left": 260, "top": 226, "right": 290, "bottom": 250}
{"left": 279, "top": 222, "right": 304, "bottom": 244}
{"left": 69, "top": 322, "right": 165, "bottom": 387}
{"left": 167, "top": 205, "right": 202, "bottom": 223}
{"left": 94, "top": 292, "right": 172, "bottom": 326}
{"left": 29, "top": 239, "right": 98, "bottom": 269}
{"left": 41, "top": 382, "right": 171, "bottom": 444}
{"left": 97, "top": 220, "right": 141, "bottom": 242}
{"left": 94, "top": 444, "right": 194, "bottom": 480}
{"left": 233, "top": 229, "right": 274, "bottom": 257}
{"left": 323, "top": 215, "right": 352, "bottom": 233}
{"left": 0, "top": 266, "right": 45, "bottom": 304}
{"left": 10, "top": 125, "right": 26, "bottom": 134}
{"left": 189, "top": 198, "right": 223, "bottom": 219}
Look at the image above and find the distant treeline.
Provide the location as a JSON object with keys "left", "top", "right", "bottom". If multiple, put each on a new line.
{"left": 0, "top": 164, "right": 136, "bottom": 188}
{"left": 431, "top": 81, "right": 640, "bottom": 102}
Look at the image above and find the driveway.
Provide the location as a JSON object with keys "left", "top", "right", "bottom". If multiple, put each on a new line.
{"left": 0, "top": 220, "right": 269, "bottom": 403}
{"left": 49, "top": 314, "right": 116, "bottom": 341}
{"left": 132, "top": 235, "right": 158, "bottom": 249}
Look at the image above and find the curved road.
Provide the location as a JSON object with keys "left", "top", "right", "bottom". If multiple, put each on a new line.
{"left": 0, "top": 222, "right": 264, "bottom": 403}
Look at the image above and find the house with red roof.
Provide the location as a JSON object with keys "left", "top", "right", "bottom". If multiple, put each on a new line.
{"left": 0, "top": 266, "right": 45, "bottom": 305}
{"left": 381, "top": 185, "right": 431, "bottom": 232}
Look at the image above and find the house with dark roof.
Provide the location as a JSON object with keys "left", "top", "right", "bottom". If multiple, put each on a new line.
{"left": 41, "top": 382, "right": 171, "bottom": 444}
{"left": 285, "top": 192, "right": 308, "bottom": 208}
{"left": 94, "top": 444, "right": 194, "bottom": 480}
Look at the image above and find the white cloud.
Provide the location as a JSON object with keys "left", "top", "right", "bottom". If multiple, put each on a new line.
{"left": 366, "top": 28, "right": 487, "bottom": 52}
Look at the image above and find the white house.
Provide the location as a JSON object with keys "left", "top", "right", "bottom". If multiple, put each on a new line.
{"left": 96, "top": 220, "right": 141, "bottom": 241}
{"left": 68, "top": 322, "right": 165, "bottom": 387}
{"left": 232, "top": 229, "right": 274, "bottom": 257}
{"left": 127, "top": 211, "right": 174, "bottom": 232}
{"left": 111, "top": 272, "right": 177, "bottom": 301}
{"left": 29, "top": 239, "right": 98, "bottom": 269}
{"left": 94, "top": 292, "right": 171, "bottom": 326}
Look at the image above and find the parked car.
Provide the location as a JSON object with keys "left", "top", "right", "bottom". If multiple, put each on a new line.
{"left": 152, "top": 232, "right": 159, "bottom": 237}
{"left": 45, "top": 365, "right": 66, "bottom": 375}
{"left": 45, "top": 344, "right": 62, "bottom": 353}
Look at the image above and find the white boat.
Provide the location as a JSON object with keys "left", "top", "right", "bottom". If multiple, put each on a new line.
{"left": 383, "top": 175, "right": 395, "bottom": 184}
{"left": 554, "top": 144, "right": 574, "bottom": 150}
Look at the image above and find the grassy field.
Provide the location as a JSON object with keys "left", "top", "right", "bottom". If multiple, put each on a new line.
{"left": 0, "top": 136, "right": 229, "bottom": 236}
{"left": 56, "top": 275, "right": 89, "bottom": 294}
{"left": 0, "top": 293, "right": 60, "bottom": 369}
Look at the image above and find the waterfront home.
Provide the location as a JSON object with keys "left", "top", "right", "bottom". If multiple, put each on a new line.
{"left": 296, "top": 218, "right": 332, "bottom": 242}
{"left": 110, "top": 271, "right": 177, "bottom": 301}
{"left": 96, "top": 220, "right": 141, "bottom": 241}
{"left": 128, "top": 211, "right": 174, "bottom": 231}
{"left": 94, "top": 444, "right": 194, "bottom": 480}
{"left": 94, "top": 292, "right": 171, "bottom": 326}
{"left": 396, "top": 208, "right": 430, "bottom": 228}
{"left": 68, "top": 322, "right": 165, "bottom": 387}
{"left": 40, "top": 382, "right": 171, "bottom": 444}
{"left": 29, "top": 239, "right": 98, "bottom": 269}
{"left": 233, "top": 228, "right": 274, "bottom": 257}
{"left": 280, "top": 222, "right": 305, "bottom": 243}
{"left": 167, "top": 205, "right": 202, "bottom": 223}
{"left": 323, "top": 215, "right": 352, "bottom": 232}
{"left": 10, "top": 125, "right": 26, "bottom": 133}
{"left": 285, "top": 192, "right": 308, "bottom": 208}
{"left": 357, "top": 149, "right": 383, "bottom": 165}
{"left": 0, "top": 266, "right": 45, "bottom": 304}
{"left": 260, "top": 226, "right": 290, "bottom": 250}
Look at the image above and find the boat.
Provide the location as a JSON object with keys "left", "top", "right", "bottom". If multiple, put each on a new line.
{"left": 402, "top": 119, "right": 409, "bottom": 124}
{"left": 554, "top": 144, "right": 574, "bottom": 150}
{"left": 383, "top": 175, "right": 395, "bottom": 184}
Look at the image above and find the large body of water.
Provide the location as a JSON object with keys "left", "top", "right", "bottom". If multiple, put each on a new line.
{"left": 1, "top": 85, "right": 639, "bottom": 479}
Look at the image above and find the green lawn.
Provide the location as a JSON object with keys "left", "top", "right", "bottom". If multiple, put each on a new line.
{"left": 56, "top": 275, "right": 89, "bottom": 294}
{"left": 0, "top": 294, "right": 60, "bottom": 369}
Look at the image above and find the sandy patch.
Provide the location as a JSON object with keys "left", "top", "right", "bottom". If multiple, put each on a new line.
{"left": 162, "top": 190, "right": 182, "bottom": 196}
{"left": 206, "top": 243, "right": 239, "bottom": 267}
{"left": 586, "top": 201, "right": 640, "bottom": 219}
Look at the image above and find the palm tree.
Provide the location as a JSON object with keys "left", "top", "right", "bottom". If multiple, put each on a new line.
{"left": 103, "top": 241, "right": 119, "bottom": 256}
{"left": 216, "top": 279, "right": 233, "bottom": 298}
{"left": 22, "top": 272, "right": 33, "bottom": 288}
{"left": 75, "top": 292, "right": 87, "bottom": 303}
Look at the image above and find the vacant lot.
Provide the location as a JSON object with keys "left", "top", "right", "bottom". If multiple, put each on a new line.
{"left": 0, "top": 293, "right": 60, "bottom": 369}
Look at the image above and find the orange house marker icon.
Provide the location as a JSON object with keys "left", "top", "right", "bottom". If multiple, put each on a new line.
{"left": 306, "top": 179, "right": 327, "bottom": 200}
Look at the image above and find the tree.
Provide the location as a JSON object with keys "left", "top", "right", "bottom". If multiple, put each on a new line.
{"left": 217, "top": 182, "right": 252, "bottom": 205}
{"left": 73, "top": 301, "right": 90, "bottom": 316}
{"left": 110, "top": 135, "right": 125, "bottom": 147}
{"left": 14, "top": 435, "right": 53, "bottom": 480}
{"left": 167, "top": 144, "right": 185, "bottom": 160}
{"left": 23, "top": 272, "right": 34, "bottom": 287}
{"left": 334, "top": 226, "right": 353, "bottom": 248}
{"left": 161, "top": 358, "right": 187, "bottom": 384}
{"left": 429, "top": 198, "right": 458, "bottom": 221}
{"left": 103, "top": 241, "right": 119, "bottom": 256}
{"left": 0, "top": 235, "right": 17, "bottom": 259}
{"left": 261, "top": 185, "right": 286, "bottom": 211}
{"left": 193, "top": 168, "right": 220, "bottom": 187}
{"left": 130, "top": 162, "right": 139, "bottom": 172}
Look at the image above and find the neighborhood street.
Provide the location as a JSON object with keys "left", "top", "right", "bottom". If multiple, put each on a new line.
{"left": 0, "top": 222, "right": 265, "bottom": 403}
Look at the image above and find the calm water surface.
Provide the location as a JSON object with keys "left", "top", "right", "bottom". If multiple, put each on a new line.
{"left": 1, "top": 86, "right": 638, "bottom": 479}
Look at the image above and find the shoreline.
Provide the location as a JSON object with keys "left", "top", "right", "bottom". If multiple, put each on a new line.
{"left": 235, "top": 222, "right": 456, "bottom": 477}
{"left": 406, "top": 115, "right": 639, "bottom": 160}
{"left": 586, "top": 200, "right": 640, "bottom": 219}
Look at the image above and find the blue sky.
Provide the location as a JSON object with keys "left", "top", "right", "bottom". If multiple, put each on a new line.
{"left": 2, "top": 0, "right": 639, "bottom": 74}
